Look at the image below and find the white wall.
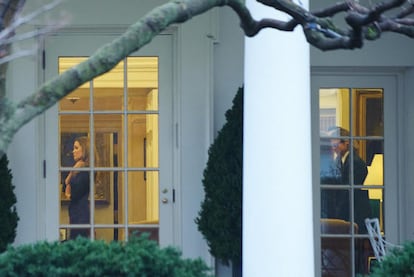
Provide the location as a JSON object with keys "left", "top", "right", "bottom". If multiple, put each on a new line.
{"left": 310, "top": 33, "right": 414, "bottom": 67}
{"left": 212, "top": 6, "right": 245, "bottom": 276}
{"left": 7, "top": 54, "right": 40, "bottom": 245}
{"left": 402, "top": 68, "right": 414, "bottom": 241}
{"left": 177, "top": 10, "right": 216, "bottom": 262}
{"left": 213, "top": 6, "right": 245, "bottom": 133}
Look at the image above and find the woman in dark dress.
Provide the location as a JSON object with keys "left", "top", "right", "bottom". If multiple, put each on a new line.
{"left": 65, "top": 136, "right": 90, "bottom": 239}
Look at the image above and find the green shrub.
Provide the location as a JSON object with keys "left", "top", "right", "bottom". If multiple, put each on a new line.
{"left": 0, "top": 234, "right": 212, "bottom": 277}
{"left": 0, "top": 154, "right": 18, "bottom": 253}
{"left": 371, "top": 241, "right": 414, "bottom": 276}
{"left": 195, "top": 87, "right": 243, "bottom": 267}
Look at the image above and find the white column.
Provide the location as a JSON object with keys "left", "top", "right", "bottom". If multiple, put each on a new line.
{"left": 243, "top": 1, "right": 314, "bottom": 276}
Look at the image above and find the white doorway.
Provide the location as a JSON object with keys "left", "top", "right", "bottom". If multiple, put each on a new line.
{"left": 311, "top": 71, "right": 399, "bottom": 276}
{"left": 43, "top": 31, "right": 176, "bottom": 247}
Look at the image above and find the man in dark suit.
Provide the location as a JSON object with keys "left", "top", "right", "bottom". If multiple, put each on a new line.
{"left": 321, "top": 127, "right": 372, "bottom": 274}
{"left": 322, "top": 126, "right": 371, "bottom": 233}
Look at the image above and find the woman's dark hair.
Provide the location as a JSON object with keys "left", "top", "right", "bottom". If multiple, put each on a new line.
{"left": 74, "top": 136, "right": 102, "bottom": 183}
{"left": 75, "top": 136, "right": 90, "bottom": 166}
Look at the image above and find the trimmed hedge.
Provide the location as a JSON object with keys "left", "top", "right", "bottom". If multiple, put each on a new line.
{"left": 0, "top": 154, "right": 18, "bottom": 253}
{"left": 0, "top": 234, "right": 212, "bottom": 277}
{"left": 196, "top": 87, "right": 243, "bottom": 266}
{"left": 371, "top": 241, "right": 414, "bottom": 276}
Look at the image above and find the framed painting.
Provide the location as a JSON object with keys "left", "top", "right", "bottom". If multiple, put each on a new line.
{"left": 354, "top": 89, "right": 384, "bottom": 165}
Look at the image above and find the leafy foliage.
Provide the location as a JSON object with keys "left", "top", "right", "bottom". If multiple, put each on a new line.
{"left": 196, "top": 87, "right": 243, "bottom": 265}
{"left": 0, "top": 154, "right": 18, "bottom": 253}
{"left": 370, "top": 241, "right": 414, "bottom": 276}
{"left": 0, "top": 234, "right": 212, "bottom": 277}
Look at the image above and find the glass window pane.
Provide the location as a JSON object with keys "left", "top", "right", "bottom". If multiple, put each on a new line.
{"left": 101, "top": 171, "right": 124, "bottom": 225}
{"left": 60, "top": 170, "right": 70, "bottom": 225}
{"left": 321, "top": 189, "right": 350, "bottom": 229}
{"left": 358, "top": 139, "right": 384, "bottom": 169}
{"left": 93, "top": 60, "right": 124, "bottom": 111}
{"left": 320, "top": 138, "right": 341, "bottom": 185}
{"left": 60, "top": 88, "right": 90, "bottom": 111}
{"left": 366, "top": 188, "right": 384, "bottom": 230}
{"left": 319, "top": 88, "right": 350, "bottom": 136}
{"left": 355, "top": 238, "right": 372, "bottom": 275}
{"left": 94, "top": 115, "right": 123, "bottom": 167}
{"left": 127, "top": 57, "right": 158, "bottom": 111}
{"left": 129, "top": 227, "right": 159, "bottom": 242}
{"left": 60, "top": 118, "right": 89, "bottom": 167}
{"left": 321, "top": 136, "right": 370, "bottom": 186}
{"left": 94, "top": 88, "right": 124, "bottom": 110}
{"left": 95, "top": 228, "right": 122, "bottom": 242}
{"left": 127, "top": 115, "right": 159, "bottom": 168}
{"left": 350, "top": 139, "right": 369, "bottom": 186}
{"left": 352, "top": 89, "right": 384, "bottom": 137}
{"left": 127, "top": 171, "right": 159, "bottom": 225}
{"left": 354, "top": 188, "right": 371, "bottom": 234}
{"left": 59, "top": 57, "right": 90, "bottom": 111}
{"left": 65, "top": 170, "right": 91, "bottom": 240}
{"left": 94, "top": 170, "right": 118, "bottom": 224}
{"left": 60, "top": 115, "right": 89, "bottom": 139}
{"left": 321, "top": 237, "right": 352, "bottom": 276}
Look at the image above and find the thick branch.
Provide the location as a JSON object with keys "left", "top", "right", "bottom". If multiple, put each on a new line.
{"left": 240, "top": 0, "right": 414, "bottom": 49}
{"left": 0, "top": 0, "right": 230, "bottom": 154}
{"left": 3, "top": 0, "right": 414, "bottom": 155}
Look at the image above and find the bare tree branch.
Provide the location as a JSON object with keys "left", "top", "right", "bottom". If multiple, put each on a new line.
{"left": 0, "top": 0, "right": 61, "bottom": 42}
{"left": 0, "top": 47, "right": 33, "bottom": 64}
{"left": 3, "top": 0, "right": 414, "bottom": 156}
{"left": 0, "top": 0, "right": 25, "bottom": 101}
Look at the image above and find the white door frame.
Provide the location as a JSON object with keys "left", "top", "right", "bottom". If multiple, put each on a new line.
{"left": 40, "top": 27, "right": 181, "bottom": 247}
{"left": 311, "top": 67, "right": 403, "bottom": 275}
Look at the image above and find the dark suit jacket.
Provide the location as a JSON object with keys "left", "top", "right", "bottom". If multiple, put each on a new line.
{"left": 321, "top": 150, "right": 371, "bottom": 233}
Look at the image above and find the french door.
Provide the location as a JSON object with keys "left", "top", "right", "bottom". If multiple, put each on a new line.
{"left": 312, "top": 72, "right": 398, "bottom": 276}
{"left": 44, "top": 32, "right": 175, "bottom": 246}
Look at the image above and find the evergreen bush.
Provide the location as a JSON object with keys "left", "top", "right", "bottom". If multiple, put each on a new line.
{"left": 0, "top": 234, "right": 212, "bottom": 277}
{"left": 196, "top": 87, "right": 243, "bottom": 267}
{"left": 370, "top": 241, "right": 414, "bottom": 276}
{"left": 0, "top": 154, "right": 18, "bottom": 253}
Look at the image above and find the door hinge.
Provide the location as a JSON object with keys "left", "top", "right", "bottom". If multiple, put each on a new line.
{"left": 42, "top": 50, "right": 45, "bottom": 70}
{"left": 173, "top": 188, "right": 175, "bottom": 203}
{"left": 43, "top": 160, "right": 46, "bottom": 178}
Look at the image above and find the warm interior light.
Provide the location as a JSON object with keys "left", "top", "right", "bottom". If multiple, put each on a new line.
{"left": 364, "top": 154, "right": 383, "bottom": 200}
{"left": 66, "top": 96, "right": 80, "bottom": 104}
